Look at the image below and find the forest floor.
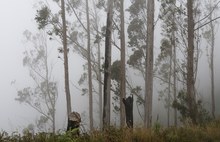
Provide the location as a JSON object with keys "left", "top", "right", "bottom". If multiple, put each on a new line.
{"left": 1, "top": 119, "right": 220, "bottom": 142}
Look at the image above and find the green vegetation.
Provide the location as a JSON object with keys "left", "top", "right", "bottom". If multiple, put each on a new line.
{"left": 1, "top": 119, "right": 220, "bottom": 142}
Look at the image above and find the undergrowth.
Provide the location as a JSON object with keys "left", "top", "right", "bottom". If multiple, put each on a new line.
{"left": 1, "top": 119, "right": 220, "bottom": 142}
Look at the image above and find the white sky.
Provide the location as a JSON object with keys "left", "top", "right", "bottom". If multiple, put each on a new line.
{"left": 0, "top": 0, "right": 38, "bottom": 132}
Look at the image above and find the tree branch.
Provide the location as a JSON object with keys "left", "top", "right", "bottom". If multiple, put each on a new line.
{"left": 194, "top": 16, "right": 220, "bottom": 31}
{"left": 66, "top": 0, "right": 87, "bottom": 32}
{"left": 195, "top": 1, "right": 220, "bottom": 25}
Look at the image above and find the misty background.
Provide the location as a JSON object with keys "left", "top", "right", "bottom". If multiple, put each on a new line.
{"left": 0, "top": 0, "right": 220, "bottom": 133}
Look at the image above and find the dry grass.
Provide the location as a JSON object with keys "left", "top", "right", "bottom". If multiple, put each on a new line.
{"left": 1, "top": 119, "right": 220, "bottom": 142}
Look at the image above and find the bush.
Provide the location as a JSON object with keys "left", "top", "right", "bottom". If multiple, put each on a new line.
{"left": 172, "top": 90, "right": 213, "bottom": 125}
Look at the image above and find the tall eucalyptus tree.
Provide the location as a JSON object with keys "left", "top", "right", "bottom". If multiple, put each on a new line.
{"left": 86, "top": 0, "right": 94, "bottom": 130}
{"left": 157, "top": 0, "right": 178, "bottom": 127}
{"left": 203, "top": 0, "right": 219, "bottom": 119}
{"left": 93, "top": 0, "right": 103, "bottom": 129}
{"left": 103, "top": 0, "right": 114, "bottom": 129}
{"left": 61, "top": 0, "right": 72, "bottom": 116}
{"left": 187, "top": 0, "right": 197, "bottom": 124}
{"left": 144, "top": 0, "right": 155, "bottom": 128}
{"left": 120, "top": 0, "right": 126, "bottom": 128}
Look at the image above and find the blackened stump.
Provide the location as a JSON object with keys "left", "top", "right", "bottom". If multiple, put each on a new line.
{"left": 123, "top": 95, "right": 133, "bottom": 128}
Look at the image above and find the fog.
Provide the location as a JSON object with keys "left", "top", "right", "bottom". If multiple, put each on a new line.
{"left": 0, "top": 0, "right": 220, "bottom": 133}
{"left": 0, "top": 0, "right": 91, "bottom": 133}
{"left": 0, "top": 0, "right": 37, "bottom": 132}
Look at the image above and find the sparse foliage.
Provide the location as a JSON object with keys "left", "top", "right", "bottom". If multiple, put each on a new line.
{"left": 16, "top": 31, "right": 58, "bottom": 133}
{"left": 173, "top": 90, "right": 212, "bottom": 125}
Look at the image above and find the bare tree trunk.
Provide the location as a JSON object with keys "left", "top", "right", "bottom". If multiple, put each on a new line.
{"left": 61, "top": 0, "right": 72, "bottom": 116}
{"left": 86, "top": 0, "right": 93, "bottom": 130}
{"left": 171, "top": 6, "right": 178, "bottom": 126}
{"left": 103, "top": 0, "right": 113, "bottom": 129}
{"left": 44, "top": 36, "right": 56, "bottom": 133}
{"left": 187, "top": 0, "right": 196, "bottom": 124}
{"left": 144, "top": 0, "right": 155, "bottom": 128}
{"left": 210, "top": 14, "right": 215, "bottom": 119}
{"left": 98, "top": 41, "right": 103, "bottom": 129}
{"left": 120, "top": 0, "right": 126, "bottom": 128}
{"left": 172, "top": 28, "right": 177, "bottom": 127}
{"left": 92, "top": 0, "right": 103, "bottom": 129}
{"left": 168, "top": 48, "right": 172, "bottom": 127}
{"left": 206, "top": 0, "right": 216, "bottom": 118}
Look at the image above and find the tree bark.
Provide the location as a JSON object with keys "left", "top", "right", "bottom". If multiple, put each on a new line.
{"left": 171, "top": 5, "right": 177, "bottom": 126}
{"left": 144, "top": 0, "right": 155, "bottom": 128}
{"left": 208, "top": 1, "right": 216, "bottom": 118}
{"left": 86, "top": 0, "right": 94, "bottom": 130}
{"left": 211, "top": 23, "right": 215, "bottom": 118}
{"left": 210, "top": 19, "right": 215, "bottom": 118}
{"left": 93, "top": 0, "right": 103, "bottom": 129}
{"left": 98, "top": 40, "right": 103, "bottom": 129}
{"left": 61, "top": 0, "right": 72, "bottom": 116}
{"left": 103, "top": 0, "right": 113, "bottom": 129}
{"left": 120, "top": 0, "right": 126, "bottom": 128}
{"left": 168, "top": 47, "right": 172, "bottom": 127}
{"left": 172, "top": 27, "right": 177, "bottom": 127}
{"left": 187, "top": 0, "right": 196, "bottom": 124}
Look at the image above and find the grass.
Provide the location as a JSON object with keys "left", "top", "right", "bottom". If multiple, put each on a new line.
{"left": 1, "top": 119, "right": 220, "bottom": 142}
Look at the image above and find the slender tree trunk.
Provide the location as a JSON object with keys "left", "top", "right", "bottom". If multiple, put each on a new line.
{"left": 187, "top": 0, "right": 196, "bottom": 124}
{"left": 61, "top": 0, "right": 72, "bottom": 116}
{"left": 97, "top": 32, "right": 103, "bottom": 129}
{"left": 86, "top": 0, "right": 93, "bottom": 130}
{"left": 172, "top": 28, "right": 177, "bottom": 127}
{"left": 97, "top": 26, "right": 103, "bottom": 130}
{"left": 207, "top": 0, "right": 216, "bottom": 118}
{"left": 144, "top": 0, "right": 155, "bottom": 128}
{"left": 98, "top": 41, "right": 103, "bottom": 129}
{"left": 168, "top": 48, "right": 172, "bottom": 127}
{"left": 120, "top": 0, "right": 126, "bottom": 128}
{"left": 103, "top": 0, "right": 113, "bottom": 129}
{"left": 210, "top": 14, "right": 215, "bottom": 119}
{"left": 92, "top": 0, "right": 103, "bottom": 129}
{"left": 171, "top": 5, "right": 177, "bottom": 126}
{"left": 45, "top": 39, "right": 56, "bottom": 133}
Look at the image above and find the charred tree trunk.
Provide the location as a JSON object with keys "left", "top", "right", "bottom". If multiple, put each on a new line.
{"left": 123, "top": 95, "right": 133, "bottom": 128}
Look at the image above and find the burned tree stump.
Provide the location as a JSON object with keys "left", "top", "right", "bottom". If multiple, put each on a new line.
{"left": 123, "top": 95, "right": 133, "bottom": 128}
{"left": 67, "top": 111, "right": 81, "bottom": 135}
